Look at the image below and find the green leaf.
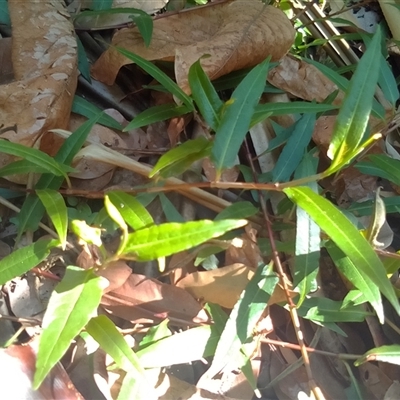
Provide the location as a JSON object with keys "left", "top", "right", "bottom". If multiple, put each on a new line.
{"left": 293, "top": 151, "right": 320, "bottom": 306}
{"left": 189, "top": 59, "right": 223, "bottom": 131}
{"left": 0, "top": 160, "right": 55, "bottom": 177}
{"left": 91, "top": 0, "right": 113, "bottom": 10}
{"left": 355, "top": 345, "right": 400, "bottom": 366}
{"left": 348, "top": 196, "right": 400, "bottom": 216}
{"left": 149, "top": 137, "right": 212, "bottom": 178}
{"left": 115, "top": 47, "right": 193, "bottom": 109}
{"left": 159, "top": 193, "right": 184, "bottom": 222}
{"left": 129, "top": 13, "right": 153, "bottom": 48}
{"left": 17, "top": 113, "right": 102, "bottom": 236}
{"left": 121, "top": 219, "right": 247, "bottom": 261}
{"left": 325, "top": 241, "right": 383, "bottom": 320}
{"left": 0, "top": 239, "right": 58, "bottom": 285}
{"left": 71, "top": 220, "right": 103, "bottom": 247}
{"left": 34, "top": 267, "right": 105, "bottom": 389}
{"left": 72, "top": 96, "right": 123, "bottom": 130}
{"left": 355, "top": 154, "right": 400, "bottom": 187}
{"left": 76, "top": 36, "right": 91, "bottom": 83}
{"left": 211, "top": 57, "right": 271, "bottom": 176}
{"left": 36, "top": 189, "right": 68, "bottom": 249}
{"left": 86, "top": 315, "right": 147, "bottom": 379}
{"left": 124, "top": 104, "right": 191, "bottom": 131}
{"left": 327, "top": 28, "right": 382, "bottom": 168}
{"left": 107, "top": 191, "right": 154, "bottom": 230}
{"left": 283, "top": 186, "right": 399, "bottom": 322}
{"left": 252, "top": 102, "right": 337, "bottom": 126}
{"left": 0, "top": 0, "right": 10, "bottom": 26}
{"left": 203, "top": 263, "right": 279, "bottom": 383}
{"left": 139, "top": 319, "right": 171, "bottom": 350}
{"left": 272, "top": 113, "right": 316, "bottom": 182}
{"left": 215, "top": 201, "right": 259, "bottom": 221}
{"left": 0, "top": 139, "right": 72, "bottom": 179}
{"left": 297, "top": 297, "right": 372, "bottom": 323}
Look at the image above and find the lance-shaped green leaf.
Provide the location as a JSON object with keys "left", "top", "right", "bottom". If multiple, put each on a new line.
{"left": 36, "top": 189, "right": 68, "bottom": 249}
{"left": 189, "top": 59, "right": 223, "bottom": 131}
{"left": 0, "top": 160, "right": 53, "bottom": 177}
{"left": 272, "top": 113, "right": 316, "bottom": 182}
{"left": 252, "top": 102, "right": 337, "bottom": 126}
{"left": 327, "top": 28, "right": 381, "bottom": 169}
{"left": 34, "top": 267, "right": 106, "bottom": 389}
{"left": 212, "top": 58, "right": 270, "bottom": 177}
{"left": 86, "top": 316, "right": 148, "bottom": 381}
{"left": 355, "top": 345, "right": 400, "bottom": 366}
{"left": 325, "top": 241, "right": 383, "bottom": 320}
{"left": 107, "top": 191, "right": 153, "bottom": 231}
{"left": 124, "top": 104, "right": 191, "bottom": 131}
{"left": 215, "top": 201, "right": 258, "bottom": 221}
{"left": 293, "top": 151, "right": 320, "bottom": 306}
{"left": 121, "top": 219, "right": 247, "bottom": 261}
{"left": 149, "top": 137, "right": 212, "bottom": 178}
{"left": 17, "top": 114, "right": 102, "bottom": 236}
{"left": 284, "top": 186, "right": 399, "bottom": 322}
{"left": 72, "top": 96, "right": 123, "bottom": 130}
{"left": 0, "top": 139, "right": 73, "bottom": 178}
{"left": 129, "top": 12, "right": 153, "bottom": 48}
{"left": 355, "top": 154, "right": 400, "bottom": 187}
{"left": 115, "top": 47, "right": 193, "bottom": 109}
{"left": 0, "top": 239, "right": 59, "bottom": 285}
{"left": 202, "top": 263, "right": 279, "bottom": 389}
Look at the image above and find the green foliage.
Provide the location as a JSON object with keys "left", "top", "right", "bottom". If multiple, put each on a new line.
{"left": 3, "top": 17, "right": 400, "bottom": 398}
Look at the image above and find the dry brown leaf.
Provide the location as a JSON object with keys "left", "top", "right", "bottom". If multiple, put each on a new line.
{"left": 176, "top": 263, "right": 253, "bottom": 309}
{"left": 102, "top": 273, "right": 210, "bottom": 325}
{"left": 268, "top": 54, "right": 344, "bottom": 104}
{"left": 91, "top": 0, "right": 294, "bottom": 93}
{"left": 0, "top": 0, "right": 77, "bottom": 181}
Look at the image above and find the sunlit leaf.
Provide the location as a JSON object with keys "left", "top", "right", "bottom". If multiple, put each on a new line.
{"left": 36, "top": 189, "right": 68, "bottom": 249}
{"left": 122, "top": 219, "right": 247, "bottom": 261}
{"left": 34, "top": 267, "right": 105, "bottom": 389}
{"left": 325, "top": 241, "right": 383, "bottom": 319}
{"left": 297, "top": 297, "right": 372, "bottom": 323}
{"left": 87, "top": 315, "right": 147, "bottom": 379}
{"left": 327, "top": 28, "right": 381, "bottom": 168}
{"left": 107, "top": 191, "right": 154, "bottom": 230}
{"left": 355, "top": 345, "right": 400, "bottom": 366}
{"left": 150, "top": 137, "right": 212, "bottom": 178}
{"left": 284, "top": 186, "right": 399, "bottom": 323}
{"left": 203, "top": 263, "right": 278, "bottom": 383}
{"left": 0, "top": 239, "right": 59, "bottom": 285}
{"left": 293, "top": 151, "right": 320, "bottom": 305}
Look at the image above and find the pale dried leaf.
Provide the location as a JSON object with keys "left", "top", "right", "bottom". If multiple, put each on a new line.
{"left": 268, "top": 54, "right": 344, "bottom": 104}
{"left": 91, "top": 0, "right": 294, "bottom": 93}
{"left": 176, "top": 263, "right": 253, "bottom": 309}
{"left": 0, "top": 0, "right": 78, "bottom": 181}
{"left": 102, "top": 273, "right": 210, "bottom": 325}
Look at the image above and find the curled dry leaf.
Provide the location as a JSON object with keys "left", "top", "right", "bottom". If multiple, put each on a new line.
{"left": 0, "top": 0, "right": 77, "bottom": 181}
{"left": 91, "top": 0, "right": 295, "bottom": 93}
{"left": 268, "top": 54, "right": 344, "bottom": 104}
